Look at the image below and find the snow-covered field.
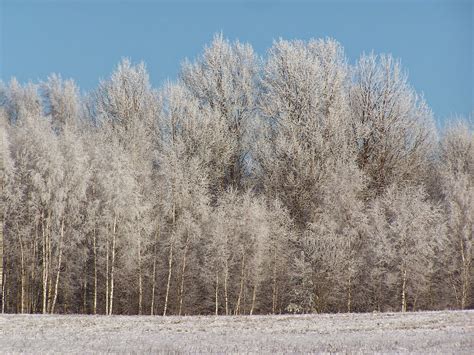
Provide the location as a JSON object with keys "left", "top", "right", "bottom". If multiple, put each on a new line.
{"left": 1, "top": 310, "right": 473, "bottom": 353}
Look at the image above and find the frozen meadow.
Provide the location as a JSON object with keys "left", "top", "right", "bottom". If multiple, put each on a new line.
{"left": 0, "top": 310, "right": 473, "bottom": 353}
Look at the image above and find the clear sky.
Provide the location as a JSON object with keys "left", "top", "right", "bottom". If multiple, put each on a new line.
{"left": 1, "top": 0, "right": 472, "bottom": 123}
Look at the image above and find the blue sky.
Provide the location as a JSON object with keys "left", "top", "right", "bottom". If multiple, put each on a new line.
{"left": 1, "top": 0, "right": 472, "bottom": 122}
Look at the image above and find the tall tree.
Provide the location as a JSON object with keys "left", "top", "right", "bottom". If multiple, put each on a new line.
{"left": 350, "top": 53, "right": 435, "bottom": 195}
{"left": 438, "top": 120, "right": 474, "bottom": 309}
{"left": 305, "top": 162, "right": 368, "bottom": 312}
{"left": 368, "top": 186, "right": 444, "bottom": 312}
{"left": 256, "top": 38, "right": 354, "bottom": 226}
{"left": 181, "top": 33, "right": 259, "bottom": 191}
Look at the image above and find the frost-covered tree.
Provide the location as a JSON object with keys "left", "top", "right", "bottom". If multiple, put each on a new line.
{"left": 95, "top": 129, "right": 141, "bottom": 315}
{"left": 0, "top": 108, "right": 10, "bottom": 311}
{"left": 4, "top": 111, "right": 64, "bottom": 314}
{"left": 204, "top": 191, "right": 295, "bottom": 316}
{"left": 156, "top": 83, "right": 212, "bottom": 315}
{"left": 181, "top": 34, "right": 259, "bottom": 191}
{"left": 368, "top": 186, "right": 444, "bottom": 312}
{"left": 48, "top": 123, "right": 90, "bottom": 314}
{"left": 41, "top": 74, "right": 81, "bottom": 131}
{"left": 158, "top": 83, "right": 235, "bottom": 201}
{"left": 350, "top": 54, "right": 436, "bottom": 195}
{"left": 256, "top": 199, "right": 295, "bottom": 314}
{"left": 2, "top": 79, "right": 42, "bottom": 123}
{"left": 437, "top": 120, "right": 474, "bottom": 309}
{"left": 305, "top": 162, "right": 368, "bottom": 312}
{"left": 91, "top": 59, "right": 161, "bottom": 315}
{"left": 207, "top": 190, "right": 268, "bottom": 315}
{"left": 256, "top": 38, "right": 354, "bottom": 226}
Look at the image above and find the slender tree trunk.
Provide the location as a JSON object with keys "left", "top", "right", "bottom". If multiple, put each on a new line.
{"left": 51, "top": 218, "right": 64, "bottom": 314}
{"left": 46, "top": 212, "right": 53, "bottom": 313}
{"left": 347, "top": 236, "right": 353, "bottom": 313}
{"left": 41, "top": 213, "right": 48, "bottom": 314}
{"left": 275, "top": 286, "right": 280, "bottom": 314}
{"left": 109, "top": 216, "right": 117, "bottom": 315}
{"left": 150, "top": 229, "right": 159, "bottom": 316}
{"left": 215, "top": 271, "right": 219, "bottom": 316}
{"left": 31, "top": 231, "right": 38, "bottom": 313}
{"left": 163, "top": 241, "right": 173, "bottom": 316}
{"left": 272, "top": 247, "right": 277, "bottom": 314}
{"left": 178, "top": 242, "right": 188, "bottom": 316}
{"left": 460, "top": 237, "right": 470, "bottom": 310}
{"left": 163, "top": 201, "right": 176, "bottom": 316}
{"left": 235, "top": 253, "right": 245, "bottom": 315}
{"left": 19, "top": 233, "right": 25, "bottom": 314}
{"left": 401, "top": 267, "right": 407, "bottom": 312}
{"left": 105, "top": 234, "right": 109, "bottom": 315}
{"left": 83, "top": 278, "right": 88, "bottom": 314}
{"left": 347, "top": 273, "right": 352, "bottom": 313}
{"left": 93, "top": 226, "right": 97, "bottom": 315}
{"left": 1, "top": 267, "right": 5, "bottom": 313}
{"left": 138, "top": 237, "right": 143, "bottom": 315}
{"left": 224, "top": 259, "right": 229, "bottom": 315}
{"left": 250, "top": 284, "right": 257, "bottom": 315}
{"left": 461, "top": 265, "right": 468, "bottom": 310}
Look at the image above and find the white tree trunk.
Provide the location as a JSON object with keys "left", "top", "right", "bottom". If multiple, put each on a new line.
{"left": 347, "top": 273, "right": 352, "bottom": 313}
{"left": 138, "top": 237, "right": 142, "bottom": 315}
{"left": 224, "top": 259, "right": 229, "bottom": 316}
{"left": 1, "top": 268, "right": 5, "bottom": 314}
{"left": 105, "top": 234, "right": 109, "bottom": 315}
{"left": 215, "top": 271, "right": 219, "bottom": 316}
{"left": 46, "top": 213, "right": 53, "bottom": 313}
{"left": 150, "top": 229, "right": 159, "bottom": 316}
{"left": 92, "top": 227, "right": 97, "bottom": 315}
{"left": 460, "top": 237, "right": 470, "bottom": 310}
{"left": 163, "top": 241, "right": 173, "bottom": 316}
{"left": 272, "top": 248, "right": 277, "bottom": 314}
{"left": 51, "top": 219, "right": 64, "bottom": 314}
{"left": 235, "top": 253, "right": 245, "bottom": 315}
{"left": 19, "top": 233, "right": 25, "bottom": 314}
{"left": 30, "top": 233, "right": 38, "bottom": 313}
{"left": 109, "top": 216, "right": 117, "bottom": 315}
{"left": 250, "top": 284, "right": 257, "bottom": 315}
{"left": 401, "top": 268, "right": 407, "bottom": 312}
{"left": 41, "top": 214, "right": 48, "bottom": 314}
{"left": 178, "top": 242, "right": 188, "bottom": 316}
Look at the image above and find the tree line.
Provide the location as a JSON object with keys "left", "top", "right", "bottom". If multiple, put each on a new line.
{"left": 0, "top": 35, "right": 472, "bottom": 315}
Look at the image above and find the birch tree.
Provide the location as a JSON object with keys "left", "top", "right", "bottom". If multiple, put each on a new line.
{"left": 206, "top": 193, "right": 290, "bottom": 315}
{"left": 1, "top": 108, "right": 11, "bottom": 312}
{"left": 92, "top": 59, "right": 159, "bottom": 315}
{"left": 305, "top": 162, "right": 368, "bottom": 312}
{"left": 5, "top": 111, "right": 64, "bottom": 314}
{"left": 438, "top": 120, "right": 474, "bottom": 309}
{"left": 157, "top": 83, "right": 212, "bottom": 315}
{"left": 368, "top": 186, "right": 444, "bottom": 312}
{"left": 49, "top": 124, "right": 89, "bottom": 314}
{"left": 256, "top": 199, "right": 295, "bottom": 314}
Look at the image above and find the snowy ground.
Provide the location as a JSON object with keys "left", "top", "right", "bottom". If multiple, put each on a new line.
{"left": 0, "top": 310, "right": 472, "bottom": 353}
